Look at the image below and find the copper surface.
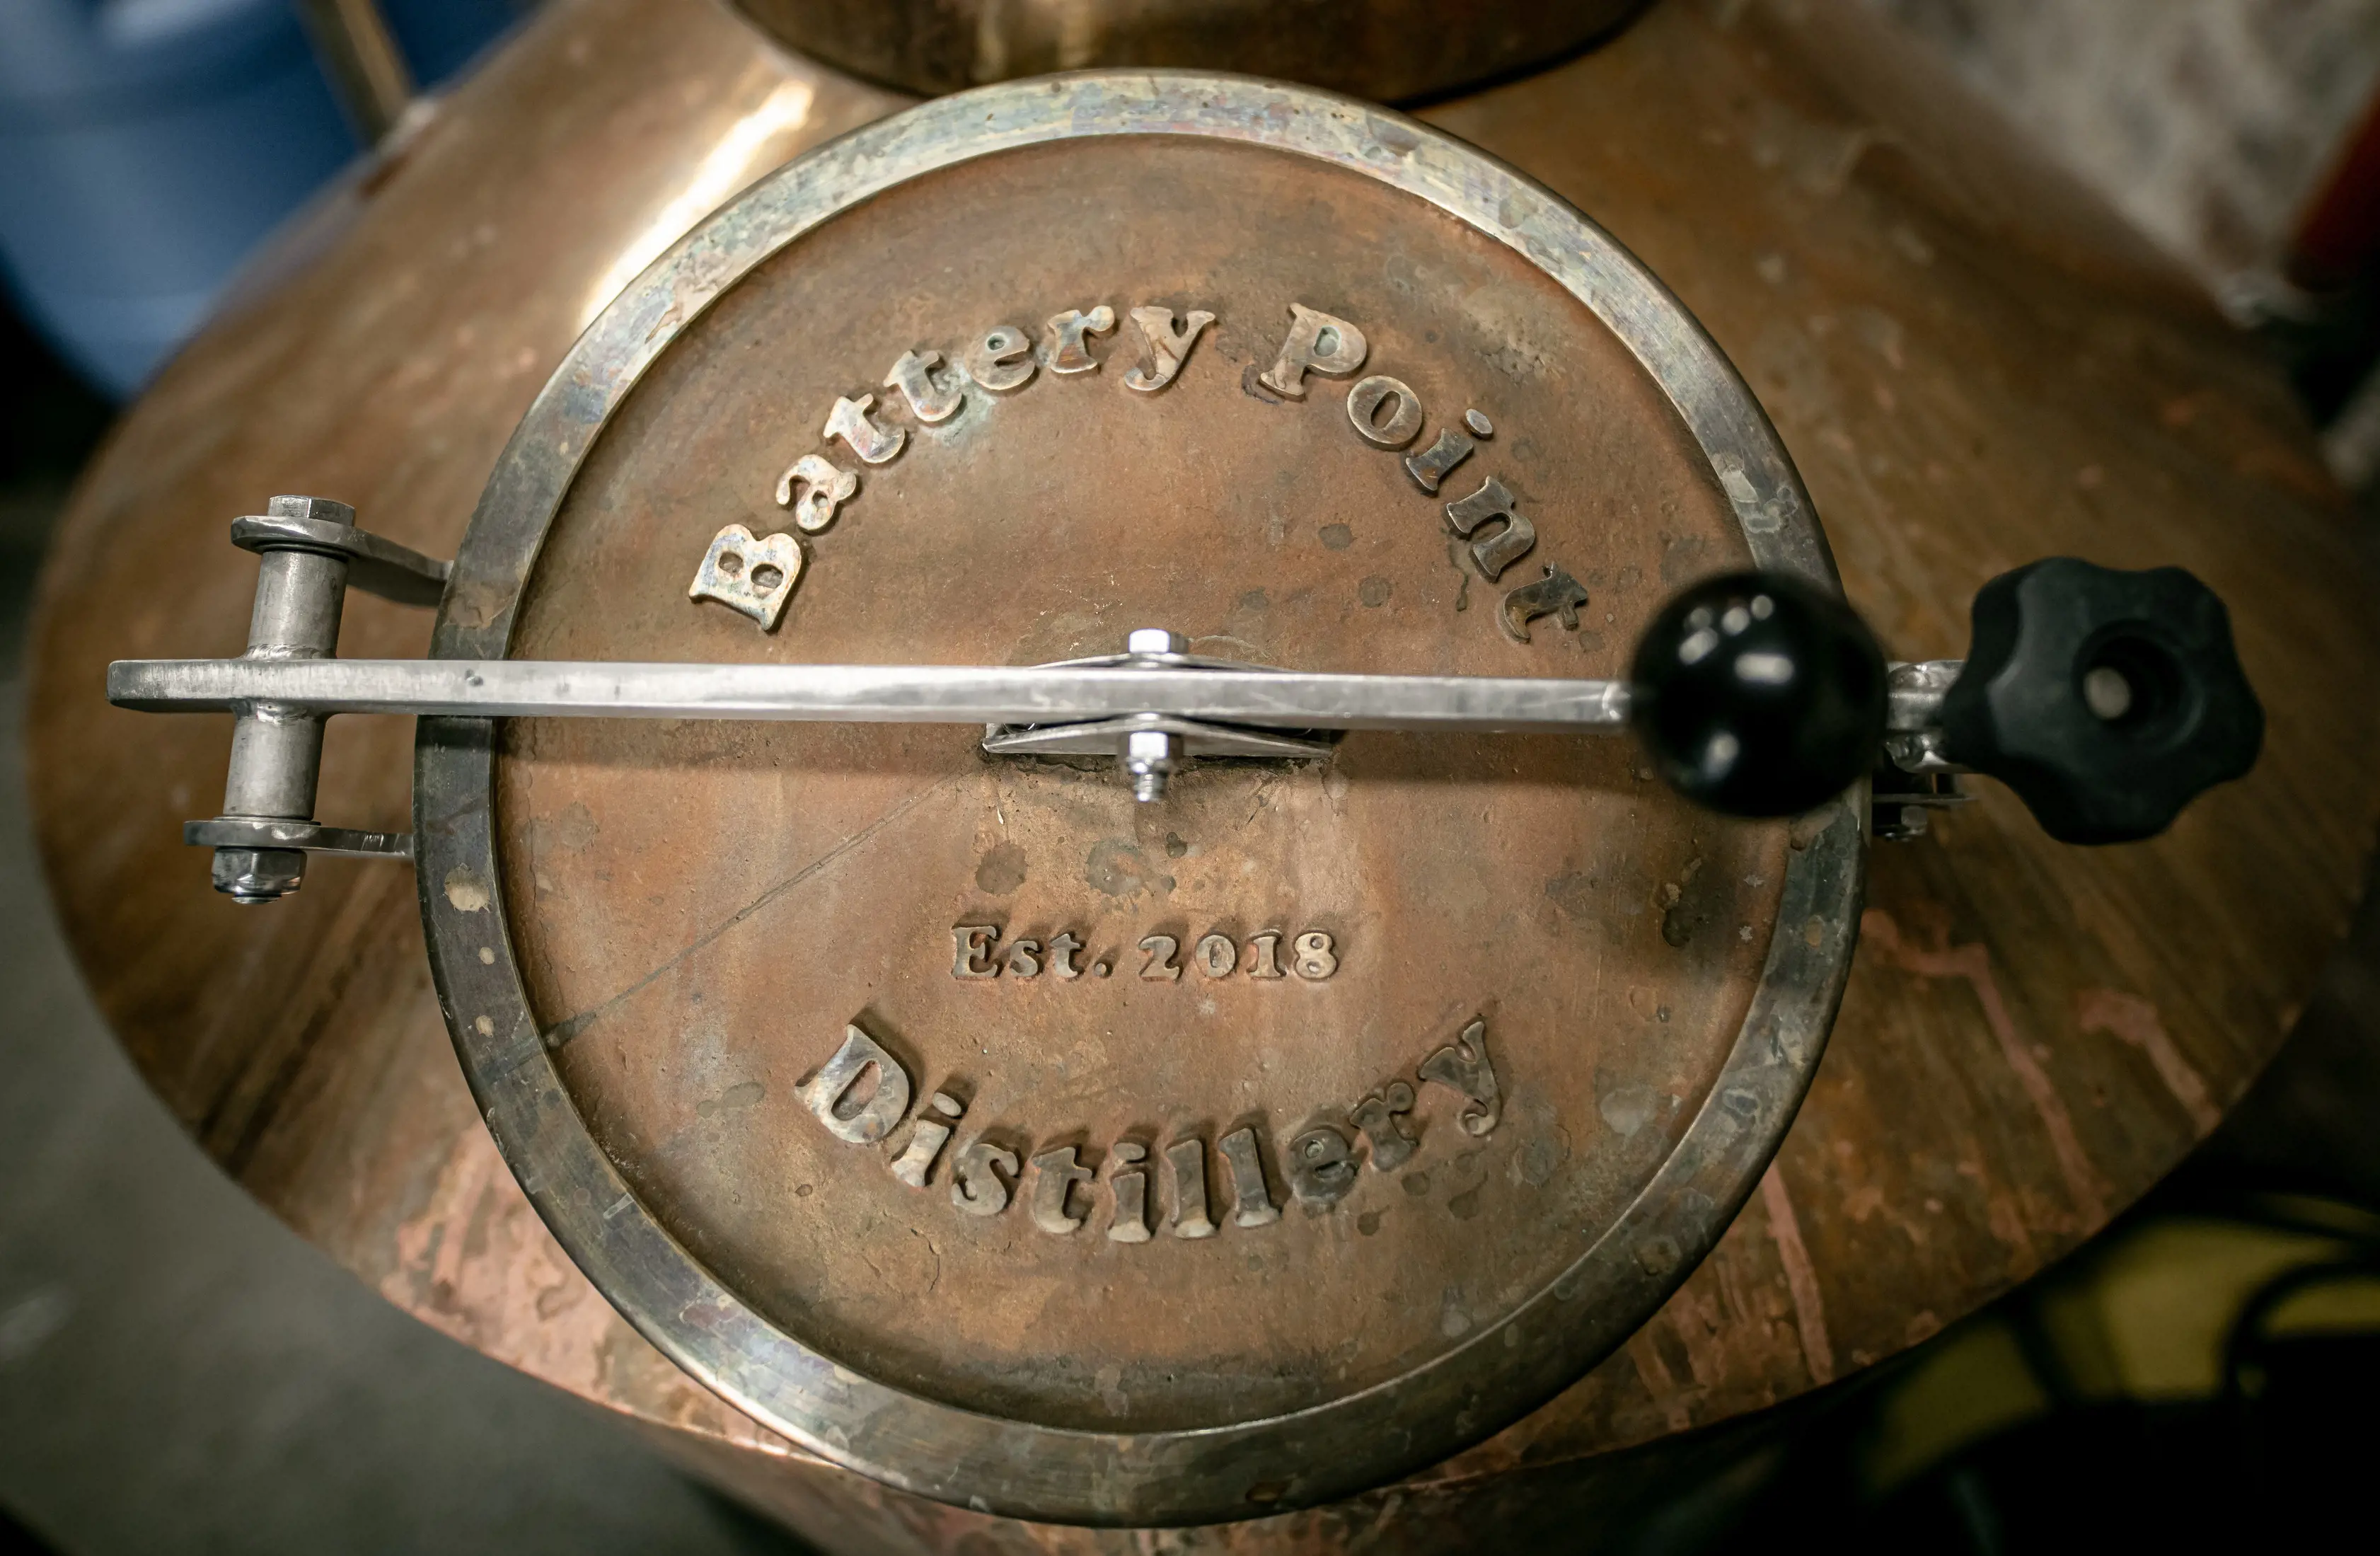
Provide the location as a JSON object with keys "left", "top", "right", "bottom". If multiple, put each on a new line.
{"left": 734, "top": 0, "right": 1648, "bottom": 102}
{"left": 497, "top": 130, "right": 1783, "bottom": 1434}
{"left": 28, "top": 0, "right": 908, "bottom": 1465}
{"left": 24, "top": 0, "right": 2380, "bottom": 1546}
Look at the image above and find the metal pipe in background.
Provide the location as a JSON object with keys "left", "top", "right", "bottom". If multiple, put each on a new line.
{"left": 294, "top": 0, "right": 417, "bottom": 144}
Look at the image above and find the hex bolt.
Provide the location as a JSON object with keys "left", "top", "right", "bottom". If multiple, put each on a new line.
{"left": 1124, "top": 727, "right": 1181, "bottom": 802}
{"left": 1126, "top": 628, "right": 1187, "bottom": 657}
{"left": 214, "top": 496, "right": 356, "bottom": 903}
{"left": 1119, "top": 629, "right": 1187, "bottom": 798}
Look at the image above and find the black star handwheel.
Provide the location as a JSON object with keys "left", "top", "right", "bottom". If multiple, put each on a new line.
{"left": 1936, "top": 558, "right": 2264, "bottom": 845}
{"left": 104, "top": 74, "right": 2262, "bottom": 1525}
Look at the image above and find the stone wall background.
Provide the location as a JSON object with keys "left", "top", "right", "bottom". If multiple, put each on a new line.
{"left": 1864, "top": 0, "right": 2380, "bottom": 302}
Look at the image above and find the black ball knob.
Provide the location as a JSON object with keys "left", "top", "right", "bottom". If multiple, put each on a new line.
{"left": 1630, "top": 570, "right": 1887, "bottom": 818}
{"left": 1937, "top": 558, "right": 2262, "bottom": 845}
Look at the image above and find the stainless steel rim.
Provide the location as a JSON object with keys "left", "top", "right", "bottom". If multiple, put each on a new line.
{"left": 412, "top": 70, "right": 1864, "bottom": 1526}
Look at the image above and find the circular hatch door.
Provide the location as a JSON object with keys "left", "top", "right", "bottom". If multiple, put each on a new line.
{"left": 415, "top": 72, "right": 1861, "bottom": 1526}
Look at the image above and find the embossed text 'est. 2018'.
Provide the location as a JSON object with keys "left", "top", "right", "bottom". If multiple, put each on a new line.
{"left": 688, "top": 302, "right": 1592, "bottom": 642}
{"left": 795, "top": 1015, "right": 1503, "bottom": 1238}
{"left": 951, "top": 924, "right": 1337, "bottom": 981}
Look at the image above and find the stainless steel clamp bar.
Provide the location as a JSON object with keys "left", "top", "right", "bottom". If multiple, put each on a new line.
{"left": 122, "top": 495, "right": 1972, "bottom": 901}
{"left": 105, "top": 656, "right": 1639, "bottom": 732}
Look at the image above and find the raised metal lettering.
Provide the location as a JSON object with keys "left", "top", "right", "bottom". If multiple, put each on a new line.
{"left": 1403, "top": 426, "right": 1476, "bottom": 493}
{"left": 772, "top": 454, "right": 858, "bottom": 534}
{"left": 952, "top": 924, "right": 999, "bottom": 979}
{"left": 1138, "top": 933, "right": 1181, "bottom": 981}
{"left": 1107, "top": 1142, "right": 1153, "bottom": 1243}
{"left": 1047, "top": 929, "right": 1085, "bottom": 979}
{"left": 1292, "top": 930, "right": 1339, "bottom": 980}
{"left": 1167, "top": 1136, "right": 1217, "bottom": 1239}
{"left": 1286, "top": 1123, "right": 1359, "bottom": 1206}
{"left": 797, "top": 1024, "right": 913, "bottom": 1145}
{"left": 1029, "top": 1145, "right": 1096, "bottom": 1234}
{"left": 1501, "top": 565, "right": 1591, "bottom": 643}
{"left": 1346, "top": 374, "right": 1423, "bottom": 448}
{"left": 1246, "top": 930, "right": 1286, "bottom": 980}
{"left": 884, "top": 348, "right": 964, "bottom": 424}
{"left": 1123, "top": 306, "right": 1215, "bottom": 393}
{"left": 889, "top": 1090, "right": 964, "bottom": 1188}
{"left": 964, "top": 324, "right": 1037, "bottom": 392}
{"left": 1042, "top": 306, "right": 1117, "bottom": 374}
{"left": 1194, "top": 933, "right": 1237, "bottom": 978}
{"left": 1419, "top": 1017, "right": 1502, "bottom": 1136}
{"left": 688, "top": 524, "right": 801, "bottom": 630}
{"left": 1350, "top": 1081, "right": 1418, "bottom": 1171}
{"left": 1220, "top": 1126, "right": 1281, "bottom": 1227}
{"left": 823, "top": 393, "right": 904, "bottom": 464}
{"left": 1258, "top": 304, "right": 1368, "bottom": 398}
{"left": 1444, "top": 476, "right": 1537, "bottom": 580}
{"left": 1005, "top": 938, "right": 1041, "bottom": 978}
{"left": 952, "top": 1139, "right": 1019, "bottom": 1216}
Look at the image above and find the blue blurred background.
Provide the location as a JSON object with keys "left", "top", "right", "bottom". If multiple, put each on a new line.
{"left": 0, "top": 0, "right": 522, "bottom": 398}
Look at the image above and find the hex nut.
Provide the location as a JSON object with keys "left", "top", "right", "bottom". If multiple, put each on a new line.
{"left": 1124, "top": 729, "right": 1181, "bottom": 771}
{"left": 212, "top": 846, "right": 306, "bottom": 904}
{"left": 1126, "top": 628, "right": 1187, "bottom": 655}
{"left": 267, "top": 495, "right": 357, "bottom": 528}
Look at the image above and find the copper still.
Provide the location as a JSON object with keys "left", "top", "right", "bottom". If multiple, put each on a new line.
{"left": 27, "top": 0, "right": 2380, "bottom": 1548}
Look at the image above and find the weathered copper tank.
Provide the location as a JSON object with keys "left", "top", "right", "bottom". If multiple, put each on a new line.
{"left": 28, "top": 0, "right": 2379, "bottom": 1548}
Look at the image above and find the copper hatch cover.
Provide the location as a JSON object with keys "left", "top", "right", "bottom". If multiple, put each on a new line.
{"left": 413, "top": 73, "right": 1860, "bottom": 1526}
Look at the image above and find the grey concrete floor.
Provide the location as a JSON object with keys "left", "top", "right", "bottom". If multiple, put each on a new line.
{"left": 0, "top": 483, "right": 811, "bottom": 1554}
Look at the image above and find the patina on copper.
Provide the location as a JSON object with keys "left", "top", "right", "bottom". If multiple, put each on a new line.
{"left": 420, "top": 77, "right": 1856, "bottom": 1519}
{"left": 23, "top": 0, "right": 2380, "bottom": 1547}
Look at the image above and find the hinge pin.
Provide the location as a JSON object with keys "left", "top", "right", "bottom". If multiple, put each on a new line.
{"left": 214, "top": 497, "right": 356, "bottom": 903}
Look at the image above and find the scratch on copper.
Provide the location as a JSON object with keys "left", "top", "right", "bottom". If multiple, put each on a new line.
{"left": 2076, "top": 986, "right": 2221, "bottom": 1133}
{"left": 1759, "top": 1162, "right": 1835, "bottom": 1384}
{"left": 1864, "top": 909, "right": 2108, "bottom": 1225}
{"left": 1623, "top": 1331, "right": 1694, "bottom": 1434}
{"left": 545, "top": 774, "right": 962, "bottom": 1044}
